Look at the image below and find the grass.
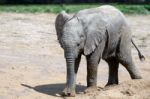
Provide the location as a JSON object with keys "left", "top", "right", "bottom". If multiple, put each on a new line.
{"left": 0, "top": 4, "right": 150, "bottom": 14}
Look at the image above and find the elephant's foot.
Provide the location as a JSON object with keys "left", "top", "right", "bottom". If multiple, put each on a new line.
{"left": 61, "top": 87, "right": 76, "bottom": 97}
{"left": 105, "top": 81, "right": 118, "bottom": 87}
{"left": 131, "top": 74, "right": 142, "bottom": 79}
{"left": 84, "top": 86, "right": 97, "bottom": 93}
{"left": 104, "top": 82, "right": 118, "bottom": 91}
{"left": 105, "top": 83, "right": 118, "bottom": 87}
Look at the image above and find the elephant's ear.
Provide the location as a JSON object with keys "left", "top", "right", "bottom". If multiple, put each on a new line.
{"left": 84, "top": 26, "right": 106, "bottom": 55}
{"left": 55, "top": 11, "right": 70, "bottom": 41}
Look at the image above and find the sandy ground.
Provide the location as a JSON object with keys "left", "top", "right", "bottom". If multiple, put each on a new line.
{"left": 0, "top": 13, "right": 150, "bottom": 99}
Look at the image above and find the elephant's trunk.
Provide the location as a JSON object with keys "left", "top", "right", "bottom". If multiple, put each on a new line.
{"left": 65, "top": 46, "right": 76, "bottom": 89}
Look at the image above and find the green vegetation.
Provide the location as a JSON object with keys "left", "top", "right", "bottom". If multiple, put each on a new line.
{"left": 115, "top": 4, "right": 150, "bottom": 14}
{"left": 0, "top": 4, "right": 150, "bottom": 14}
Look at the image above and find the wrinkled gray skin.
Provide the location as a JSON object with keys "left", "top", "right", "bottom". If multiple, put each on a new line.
{"left": 55, "top": 5, "right": 144, "bottom": 96}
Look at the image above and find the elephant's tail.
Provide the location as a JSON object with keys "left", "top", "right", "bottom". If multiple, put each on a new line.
{"left": 131, "top": 39, "right": 145, "bottom": 61}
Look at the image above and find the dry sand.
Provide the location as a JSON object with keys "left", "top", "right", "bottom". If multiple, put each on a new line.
{"left": 0, "top": 13, "right": 149, "bottom": 99}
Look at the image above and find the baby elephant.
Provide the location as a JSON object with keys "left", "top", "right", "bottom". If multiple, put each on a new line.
{"left": 55, "top": 5, "right": 145, "bottom": 96}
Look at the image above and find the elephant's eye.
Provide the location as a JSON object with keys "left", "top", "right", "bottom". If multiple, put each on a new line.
{"left": 77, "top": 43, "right": 80, "bottom": 46}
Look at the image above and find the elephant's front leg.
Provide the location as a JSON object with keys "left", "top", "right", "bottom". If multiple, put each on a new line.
{"left": 75, "top": 54, "right": 82, "bottom": 74}
{"left": 85, "top": 55, "right": 100, "bottom": 93}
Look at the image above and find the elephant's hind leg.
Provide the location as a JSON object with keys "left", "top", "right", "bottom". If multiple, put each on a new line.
{"left": 117, "top": 32, "right": 142, "bottom": 79}
{"left": 118, "top": 54, "right": 142, "bottom": 79}
{"left": 105, "top": 57, "right": 119, "bottom": 86}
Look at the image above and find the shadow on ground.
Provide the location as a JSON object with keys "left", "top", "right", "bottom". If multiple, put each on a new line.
{"left": 21, "top": 83, "right": 86, "bottom": 97}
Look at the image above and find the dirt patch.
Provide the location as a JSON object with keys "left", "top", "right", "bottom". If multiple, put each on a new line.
{"left": 0, "top": 13, "right": 150, "bottom": 99}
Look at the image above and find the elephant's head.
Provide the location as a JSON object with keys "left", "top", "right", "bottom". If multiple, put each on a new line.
{"left": 55, "top": 11, "right": 85, "bottom": 59}
{"left": 55, "top": 11, "right": 105, "bottom": 58}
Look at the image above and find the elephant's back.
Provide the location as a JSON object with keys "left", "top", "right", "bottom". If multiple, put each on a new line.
{"left": 76, "top": 5, "right": 127, "bottom": 27}
{"left": 76, "top": 5, "right": 124, "bottom": 18}
{"left": 99, "top": 5, "right": 127, "bottom": 23}
{"left": 98, "top": 5, "right": 122, "bottom": 14}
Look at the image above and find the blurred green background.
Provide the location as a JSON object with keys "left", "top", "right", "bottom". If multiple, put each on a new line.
{"left": 0, "top": 0, "right": 150, "bottom": 14}
{"left": 0, "top": 0, "right": 149, "bottom": 4}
